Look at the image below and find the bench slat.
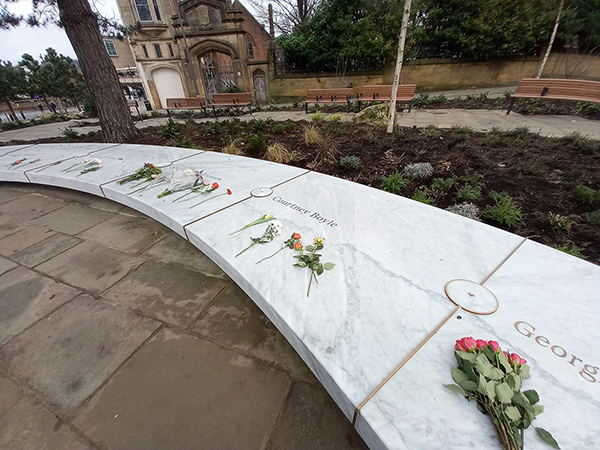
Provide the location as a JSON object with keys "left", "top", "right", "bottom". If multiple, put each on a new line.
{"left": 166, "top": 97, "right": 207, "bottom": 109}
{"left": 358, "top": 85, "right": 417, "bottom": 101}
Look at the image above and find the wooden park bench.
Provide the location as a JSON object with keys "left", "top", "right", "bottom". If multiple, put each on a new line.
{"left": 357, "top": 85, "right": 417, "bottom": 112}
{"left": 126, "top": 99, "right": 141, "bottom": 116}
{"left": 303, "top": 88, "right": 353, "bottom": 114}
{"left": 507, "top": 78, "right": 600, "bottom": 115}
{"left": 166, "top": 97, "right": 207, "bottom": 118}
{"left": 211, "top": 93, "right": 252, "bottom": 117}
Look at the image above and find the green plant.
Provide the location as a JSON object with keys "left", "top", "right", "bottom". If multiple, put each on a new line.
{"left": 82, "top": 97, "right": 96, "bottom": 117}
{"left": 573, "top": 185, "right": 600, "bottom": 204}
{"left": 412, "top": 188, "right": 434, "bottom": 205}
{"left": 381, "top": 172, "right": 408, "bottom": 194}
{"left": 507, "top": 126, "right": 530, "bottom": 140}
{"left": 60, "top": 127, "right": 79, "bottom": 141}
{"left": 222, "top": 118, "right": 242, "bottom": 138}
{"left": 293, "top": 237, "right": 335, "bottom": 297}
{"left": 561, "top": 132, "right": 598, "bottom": 155}
{"left": 548, "top": 212, "right": 574, "bottom": 232}
{"left": 304, "top": 126, "right": 323, "bottom": 145}
{"left": 562, "top": 168, "right": 585, "bottom": 185}
{"left": 220, "top": 84, "right": 244, "bottom": 93}
{"left": 431, "top": 94, "right": 447, "bottom": 103}
{"left": 311, "top": 111, "right": 325, "bottom": 123}
{"left": 249, "top": 118, "right": 271, "bottom": 132}
{"left": 170, "top": 136, "right": 193, "bottom": 148}
{"left": 265, "top": 142, "right": 291, "bottom": 163}
{"left": 414, "top": 93, "right": 430, "bottom": 107}
{"left": 329, "top": 113, "right": 343, "bottom": 122}
{"left": 339, "top": 155, "right": 360, "bottom": 169}
{"left": 272, "top": 124, "right": 288, "bottom": 134}
{"left": 292, "top": 102, "right": 300, "bottom": 108}
{"left": 404, "top": 162, "right": 434, "bottom": 179}
{"left": 365, "top": 129, "right": 378, "bottom": 143}
{"left": 520, "top": 161, "right": 545, "bottom": 177}
{"left": 245, "top": 132, "right": 268, "bottom": 152}
{"left": 451, "top": 125, "right": 473, "bottom": 135}
{"left": 478, "top": 91, "right": 490, "bottom": 100}
{"left": 577, "top": 102, "right": 600, "bottom": 116}
{"left": 552, "top": 244, "right": 587, "bottom": 259}
{"left": 466, "top": 93, "right": 477, "bottom": 101}
{"left": 289, "top": 150, "right": 303, "bottom": 161}
{"left": 457, "top": 184, "right": 482, "bottom": 202}
{"left": 330, "top": 121, "right": 351, "bottom": 135}
{"left": 202, "top": 122, "right": 220, "bottom": 134}
{"left": 161, "top": 118, "right": 180, "bottom": 139}
{"left": 581, "top": 210, "right": 600, "bottom": 225}
{"left": 423, "top": 124, "right": 440, "bottom": 137}
{"left": 184, "top": 117, "right": 196, "bottom": 136}
{"left": 314, "top": 138, "right": 339, "bottom": 166}
{"left": 431, "top": 177, "right": 456, "bottom": 191}
{"left": 460, "top": 171, "right": 482, "bottom": 187}
{"left": 446, "top": 203, "right": 480, "bottom": 220}
{"left": 482, "top": 192, "right": 523, "bottom": 228}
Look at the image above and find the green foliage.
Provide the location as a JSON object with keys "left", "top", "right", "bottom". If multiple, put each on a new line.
{"left": 457, "top": 184, "right": 482, "bottom": 202}
{"left": 249, "top": 118, "right": 271, "bottom": 132}
{"left": 478, "top": 91, "right": 490, "bottom": 100}
{"left": 329, "top": 113, "right": 343, "bottom": 122}
{"left": 82, "top": 97, "right": 96, "bottom": 117}
{"left": 404, "top": 162, "right": 434, "bottom": 179}
{"left": 413, "top": 93, "right": 431, "bottom": 108}
{"left": 219, "top": 84, "right": 244, "bottom": 93}
{"left": 60, "top": 127, "right": 78, "bottom": 142}
{"left": 170, "top": 136, "right": 193, "bottom": 148}
{"left": 293, "top": 239, "right": 335, "bottom": 297}
{"left": 582, "top": 210, "right": 600, "bottom": 225}
{"left": 412, "top": 188, "right": 434, "bottom": 205}
{"left": 562, "top": 168, "right": 585, "bottom": 185}
{"left": 161, "top": 118, "right": 180, "bottom": 139}
{"left": 573, "top": 185, "right": 600, "bottom": 204}
{"left": 431, "top": 176, "right": 456, "bottom": 191}
{"left": 577, "top": 102, "right": 600, "bottom": 116}
{"left": 380, "top": 171, "right": 408, "bottom": 194}
{"left": 339, "top": 155, "right": 360, "bottom": 169}
{"left": 273, "top": 122, "right": 296, "bottom": 134}
{"left": 482, "top": 192, "right": 523, "bottom": 228}
{"left": 311, "top": 111, "right": 325, "bottom": 123}
{"left": 561, "top": 132, "right": 598, "bottom": 154}
{"left": 548, "top": 212, "right": 574, "bottom": 232}
{"left": 245, "top": 132, "right": 268, "bottom": 152}
{"left": 552, "top": 244, "right": 587, "bottom": 260}
{"left": 0, "top": 61, "right": 27, "bottom": 114}
{"left": 422, "top": 124, "right": 440, "bottom": 137}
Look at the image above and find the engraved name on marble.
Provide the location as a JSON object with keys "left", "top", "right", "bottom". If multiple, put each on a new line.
{"left": 272, "top": 196, "right": 338, "bottom": 227}
{"left": 515, "top": 321, "right": 599, "bottom": 383}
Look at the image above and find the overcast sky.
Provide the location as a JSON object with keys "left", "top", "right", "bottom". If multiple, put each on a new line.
{"left": 0, "top": 0, "right": 123, "bottom": 64}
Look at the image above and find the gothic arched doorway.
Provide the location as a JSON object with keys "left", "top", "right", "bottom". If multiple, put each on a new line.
{"left": 199, "top": 51, "right": 236, "bottom": 101}
{"left": 253, "top": 69, "right": 266, "bottom": 104}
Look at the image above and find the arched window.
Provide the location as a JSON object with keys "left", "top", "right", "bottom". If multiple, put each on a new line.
{"left": 246, "top": 37, "right": 254, "bottom": 61}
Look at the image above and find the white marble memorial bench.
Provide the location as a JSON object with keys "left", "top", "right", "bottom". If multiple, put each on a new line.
{"left": 1, "top": 143, "right": 599, "bottom": 450}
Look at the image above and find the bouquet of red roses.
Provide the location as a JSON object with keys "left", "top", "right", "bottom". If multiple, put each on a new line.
{"left": 446, "top": 337, "right": 559, "bottom": 449}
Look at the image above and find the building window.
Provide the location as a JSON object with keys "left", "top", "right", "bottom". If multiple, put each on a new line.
{"left": 135, "top": 0, "right": 152, "bottom": 21}
{"left": 154, "top": 44, "right": 163, "bottom": 58}
{"left": 152, "top": 0, "right": 161, "bottom": 21}
{"left": 141, "top": 44, "right": 149, "bottom": 58}
{"left": 168, "top": 43, "right": 174, "bottom": 57}
{"left": 246, "top": 37, "right": 254, "bottom": 61}
{"left": 104, "top": 40, "right": 117, "bottom": 57}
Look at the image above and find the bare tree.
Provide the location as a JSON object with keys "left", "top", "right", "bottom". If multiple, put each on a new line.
{"left": 248, "top": 0, "right": 321, "bottom": 34}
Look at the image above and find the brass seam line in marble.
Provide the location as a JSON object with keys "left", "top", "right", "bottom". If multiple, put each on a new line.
{"left": 99, "top": 184, "right": 107, "bottom": 198}
{"left": 269, "top": 169, "right": 311, "bottom": 189}
{"left": 444, "top": 280, "right": 499, "bottom": 315}
{"left": 480, "top": 238, "right": 527, "bottom": 285}
{"left": 352, "top": 305, "right": 461, "bottom": 426}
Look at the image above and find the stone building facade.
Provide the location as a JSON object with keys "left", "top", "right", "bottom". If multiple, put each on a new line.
{"left": 115, "top": 0, "right": 271, "bottom": 109}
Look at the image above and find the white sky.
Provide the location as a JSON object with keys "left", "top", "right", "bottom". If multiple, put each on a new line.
{"left": 0, "top": 0, "right": 123, "bottom": 64}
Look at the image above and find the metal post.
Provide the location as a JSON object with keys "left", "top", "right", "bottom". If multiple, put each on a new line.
{"left": 177, "top": 1, "right": 200, "bottom": 97}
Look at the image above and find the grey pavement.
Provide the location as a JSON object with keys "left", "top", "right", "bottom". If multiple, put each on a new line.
{"left": 0, "top": 183, "right": 367, "bottom": 450}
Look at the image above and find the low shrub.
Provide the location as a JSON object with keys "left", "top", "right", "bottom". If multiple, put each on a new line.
{"left": 82, "top": 97, "right": 96, "bottom": 117}
{"left": 482, "top": 192, "right": 523, "bottom": 228}
{"left": 414, "top": 93, "right": 430, "bottom": 107}
{"left": 170, "top": 136, "right": 193, "bottom": 148}
{"left": 380, "top": 172, "right": 408, "bottom": 194}
{"left": 304, "top": 126, "right": 323, "bottom": 145}
{"left": 573, "top": 185, "right": 600, "bottom": 204}
{"left": 340, "top": 155, "right": 361, "bottom": 170}
{"left": 562, "top": 168, "right": 585, "bottom": 184}
{"left": 548, "top": 212, "right": 574, "bottom": 232}
{"left": 423, "top": 124, "right": 440, "bottom": 137}
{"left": 329, "top": 113, "right": 343, "bottom": 122}
{"left": 161, "top": 118, "right": 180, "bottom": 139}
{"left": 265, "top": 142, "right": 291, "bottom": 163}
{"left": 60, "top": 127, "right": 79, "bottom": 142}
{"left": 561, "top": 132, "right": 598, "bottom": 154}
{"left": 222, "top": 140, "right": 243, "bottom": 155}
{"left": 582, "top": 210, "right": 600, "bottom": 225}
{"left": 249, "top": 118, "right": 271, "bottom": 132}
{"left": 457, "top": 184, "right": 481, "bottom": 202}
{"left": 311, "top": 111, "right": 325, "bottom": 123}
{"left": 245, "top": 132, "right": 268, "bottom": 152}
{"left": 412, "top": 188, "right": 434, "bottom": 205}
{"left": 404, "top": 162, "right": 434, "bottom": 179}
{"left": 431, "top": 177, "right": 456, "bottom": 191}
{"left": 446, "top": 203, "right": 480, "bottom": 220}
{"left": 552, "top": 244, "right": 587, "bottom": 259}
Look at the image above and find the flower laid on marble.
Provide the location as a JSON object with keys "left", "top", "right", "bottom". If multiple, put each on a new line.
{"left": 62, "top": 159, "right": 87, "bottom": 172}
{"left": 6, "top": 158, "right": 26, "bottom": 167}
{"left": 173, "top": 181, "right": 218, "bottom": 203}
{"left": 127, "top": 173, "right": 166, "bottom": 195}
{"left": 189, "top": 188, "right": 232, "bottom": 209}
{"left": 256, "top": 232, "right": 302, "bottom": 264}
{"left": 446, "top": 338, "right": 559, "bottom": 450}
{"left": 293, "top": 237, "right": 335, "bottom": 297}
{"left": 23, "top": 158, "right": 42, "bottom": 166}
{"left": 236, "top": 220, "right": 282, "bottom": 257}
{"left": 118, "top": 163, "right": 162, "bottom": 185}
{"left": 230, "top": 214, "right": 275, "bottom": 236}
{"left": 76, "top": 159, "right": 103, "bottom": 176}
{"left": 157, "top": 168, "right": 203, "bottom": 199}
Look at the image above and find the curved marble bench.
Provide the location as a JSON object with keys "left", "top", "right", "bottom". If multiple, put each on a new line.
{"left": 1, "top": 143, "right": 599, "bottom": 450}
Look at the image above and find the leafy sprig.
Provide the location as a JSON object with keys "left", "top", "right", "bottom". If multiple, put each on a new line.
{"left": 236, "top": 221, "right": 282, "bottom": 257}
{"left": 117, "top": 163, "right": 162, "bottom": 185}
{"left": 230, "top": 214, "right": 275, "bottom": 235}
{"left": 293, "top": 237, "right": 335, "bottom": 297}
{"left": 256, "top": 232, "right": 302, "bottom": 264}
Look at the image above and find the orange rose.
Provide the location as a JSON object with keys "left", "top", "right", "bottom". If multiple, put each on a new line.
{"left": 294, "top": 242, "right": 303, "bottom": 250}
{"left": 292, "top": 233, "right": 301, "bottom": 240}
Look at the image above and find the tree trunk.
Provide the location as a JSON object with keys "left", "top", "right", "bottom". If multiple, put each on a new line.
{"left": 5, "top": 98, "right": 20, "bottom": 122}
{"left": 56, "top": 0, "right": 138, "bottom": 142}
{"left": 386, "top": 0, "right": 412, "bottom": 133}
{"left": 536, "top": 0, "right": 564, "bottom": 78}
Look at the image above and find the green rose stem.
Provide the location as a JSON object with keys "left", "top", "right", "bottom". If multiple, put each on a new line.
{"left": 229, "top": 215, "right": 275, "bottom": 235}
{"left": 236, "top": 242, "right": 258, "bottom": 257}
{"left": 189, "top": 189, "right": 232, "bottom": 209}
{"left": 127, "top": 178, "right": 165, "bottom": 195}
{"left": 255, "top": 246, "right": 285, "bottom": 264}
{"left": 307, "top": 270, "right": 319, "bottom": 297}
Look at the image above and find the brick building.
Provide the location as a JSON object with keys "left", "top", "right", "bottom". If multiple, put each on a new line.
{"left": 115, "top": 0, "right": 272, "bottom": 109}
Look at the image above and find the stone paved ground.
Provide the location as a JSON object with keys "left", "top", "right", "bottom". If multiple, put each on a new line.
{"left": 0, "top": 182, "right": 368, "bottom": 450}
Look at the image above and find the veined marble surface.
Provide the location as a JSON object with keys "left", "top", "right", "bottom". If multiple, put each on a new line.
{"left": 357, "top": 239, "right": 600, "bottom": 449}
{"left": 103, "top": 151, "right": 308, "bottom": 237}
{"left": 0, "top": 144, "right": 35, "bottom": 157}
{"left": 1, "top": 143, "right": 598, "bottom": 450}
{"left": 0, "top": 143, "right": 119, "bottom": 183}
{"left": 184, "top": 171, "right": 525, "bottom": 419}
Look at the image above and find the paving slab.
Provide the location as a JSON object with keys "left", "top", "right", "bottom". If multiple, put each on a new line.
{"left": 142, "top": 231, "right": 226, "bottom": 277}
{"left": 192, "top": 282, "right": 314, "bottom": 380}
{"left": 0, "top": 266, "right": 80, "bottom": 345}
{"left": 0, "top": 255, "right": 17, "bottom": 275}
{"left": 0, "top": 193, "right": 65, "bottom": 222}
{"left": 0, "top": 397, "right": 96, "bottom": 450}
{"left": 77, "top": 214, "right": 170, "bottom": 254}
{"left": 0, "top": 371, "right": 24, "bottom": 421}
{"left": 11, "top": 233, "right": 81, "bottom": 267}
{"left": 29, "top": 203, "right": 113, "bottom": 235}
{"left": 29, "top": 184, "right": 125, "bottom": 212}
{"left": 35, "top": 240, "right": 145, "bottom": 295}
{"left": 0, "top": 224, "right": 55, "bottom": 257}
{"left": 0, "top": 294, "right": 160, "bottom": 418}
{"left": 72, "top": 327, "right": 291, "bottom": 450}
{"left": 267, "top": 381, "right": 368, "bottom": 450}
{"left": 103, "top": 259, "right": 228, "bottom": 327}
{"left": 0, "top": 185, "right": 28, "bottom": 205}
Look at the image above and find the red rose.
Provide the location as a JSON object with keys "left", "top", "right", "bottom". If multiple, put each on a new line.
{"left": 476, "top": 339, "right": 488, "bottom": 350}
{"left": 227, "top": 189, "right": 232, "bottom": 195}
{"left": 487, "top": 340, "right": 500, "bottom": 352}
{"left": 212, "top": 182, "right": 219, "bottom": 189}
